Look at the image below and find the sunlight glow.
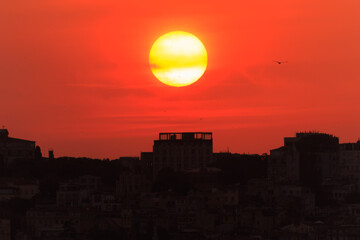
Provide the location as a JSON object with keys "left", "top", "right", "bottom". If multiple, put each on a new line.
{"left": 149, "top": 31, "right": 207, "bottom": 87}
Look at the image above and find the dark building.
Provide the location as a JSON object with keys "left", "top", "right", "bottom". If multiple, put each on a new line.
{"left": 140, "top": 152, "right": 153, "bottom": 168}
{"left": 185, "top": 167, "right": 221, "bottom": 189}
{"left": 118, "top": 156, "right": 141, "bottom": 170}
{"left": 152, "top": 132, "right": 213, "bottom": 177}
{"left": 269, "top": 132, "right": 339, "bottom": 187}
{"left": 338, "top": 141, "right": 360, "bottom": 191}
{"left": 0, "top": 129, "right": 35, "bottom": 171}
{"left": 116, "top": 171, "right": 151, "bottom": 196}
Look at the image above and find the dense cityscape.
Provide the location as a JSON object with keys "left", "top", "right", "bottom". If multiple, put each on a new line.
{"left": 1, "top": 129, "right": 360, "bottom": 240}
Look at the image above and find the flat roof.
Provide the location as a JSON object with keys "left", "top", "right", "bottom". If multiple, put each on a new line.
{"left": 7, "top": 137, "right": 35, "bottom": 144}
{"left": 158, "top": 132, "right": 212, "bottom": 141}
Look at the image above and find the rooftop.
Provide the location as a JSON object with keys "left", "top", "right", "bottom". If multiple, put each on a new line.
{"left": 158, "top": 132, "right": 212, "bottom": 141}
{"left": 0, "top": 129, "right": 35, "bottom": 143}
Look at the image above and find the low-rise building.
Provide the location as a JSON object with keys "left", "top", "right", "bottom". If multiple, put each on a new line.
{"left": 0, "top": 219, "right": 11, "bottom": 240}
{"left": 92, "top": 192, "right": 121, "bottom": 212}
{"left": 56, "top": 175, "right": 100, "bottom": 207}
{"left": 185, "top": 167, "right": 221, "bottom": 189}
{"left": 0, "top": 129, "right": 35, "bottom": 169}
{"left": 0, "top": 178, "right": 39, "bottom": 201}
{"left": 116, "top": 172, "right": 151, "bottom": 197}
{"left": 26, "top": 206, "right": 82, "bottom": 238}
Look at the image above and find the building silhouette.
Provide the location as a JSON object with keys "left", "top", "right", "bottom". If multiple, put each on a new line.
{"left": 0, "top": 129, "right": 35, "bottom": 171}
{"left": 0, "top": 219, "right": 10, "bottom": 240}
{"left": 338, "top": 141, "right": 360, "bottom": 191}
{"left": 269, "top": 132, "right": 339, "bottom": 187}
{"left": 141, "top": 152, "right": 153, "bottom": 168}
{"left": 4, "top": 129, "right": 360, "bottom": 239}
{"left": 116, "top": 171, "right": 151, "bottom": 197}
{"left": 152, "top": 132, "right": 213, "bottom": 177}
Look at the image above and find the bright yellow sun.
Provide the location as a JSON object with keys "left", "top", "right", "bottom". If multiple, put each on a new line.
{"left": 149, "top": 31, "right": 207, "bottom": 87}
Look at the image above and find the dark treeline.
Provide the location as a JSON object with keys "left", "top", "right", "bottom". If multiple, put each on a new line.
{"left": 3, "top": 157, "right": 134, "bottom": 200}
{"left": 5, "top": 157, "right": 134, "bottom": 181}
{"left": 3, "top": 153, "right": 268, "bottom": 198}
{"left": 152, "top": 168, "right": 192, "bottom": 194}
{"left": 151, "top": 153, "right": 268, "bottom": 194}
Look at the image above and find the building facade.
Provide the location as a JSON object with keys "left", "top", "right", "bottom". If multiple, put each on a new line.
{"left": 152, "top": 132, "right": 213, "bottom": 177}
{"left": 56, "top": 175, "right": 100, "bottom": 207}
{"left": 0, "top": 178, "right": 39, "bottom": 200}
{"left": 338, "top": 141, "right": 360, "bottom": 191}
{"left": 116, "top": 172, "right": 151, "bottom": 196}
{"left": 268, "top": 132, "right": 339, "bottom": 187}
{"left": 0, "top": 219, "right": 11, "bottom": 240}
{"left": 0, "top": 129, "right": 35, "bottom": 170}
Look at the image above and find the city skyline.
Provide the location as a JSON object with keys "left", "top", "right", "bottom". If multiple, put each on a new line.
{"left": 1, "top": 0, "right": 360, "bottom": 158}
{"left": 2, "top": 1, "right": 360, "bottom": 239}
{"left": 2, "top": 129, "right": 360, "bottom": 239}
{"left": 2, "top": 128, "right": 359, "bottom": 159}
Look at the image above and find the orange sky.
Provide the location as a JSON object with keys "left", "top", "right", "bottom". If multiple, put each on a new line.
{"left": 1, "top": 0, "right": 360, "bottom": 158}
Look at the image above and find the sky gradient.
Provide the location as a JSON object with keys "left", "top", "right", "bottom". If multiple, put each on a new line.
{"left": 1, "top": 0, "right": 360, "bottom": 158}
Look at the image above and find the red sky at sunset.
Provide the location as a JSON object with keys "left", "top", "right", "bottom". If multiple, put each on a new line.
{"left": 1, "top": 0, "right": 360, "bottom": 158}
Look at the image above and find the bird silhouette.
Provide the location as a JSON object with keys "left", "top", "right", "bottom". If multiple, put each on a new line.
{"left": 273, "top": 60, "right": 288, "bottom": 64}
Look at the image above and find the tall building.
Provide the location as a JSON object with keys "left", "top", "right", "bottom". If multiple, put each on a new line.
{"left": 141, "top": 152, "right": 153, "bottom": 168}
{"left": 268, "top": 137, "right": 300, "bottom": 184}
{"left": 269, "top": 132, "right": 339, "bottom": 187}
{"left": 0, "top": 129, "right": 35, "bottom": 170}
{"left": 338, "top": 141, "right": 360, "bottom": 191}
{"left": 152, "top": 132, "right": 213, "bottom": 177}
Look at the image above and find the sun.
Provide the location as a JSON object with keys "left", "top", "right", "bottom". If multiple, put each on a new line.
{"left": 149, "top": 31, "right": 207, "bottom": 87}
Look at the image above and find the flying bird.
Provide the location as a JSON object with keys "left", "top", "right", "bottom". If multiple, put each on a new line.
{"left": 273, "top": 60, "right": 288, "bottom": 64}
